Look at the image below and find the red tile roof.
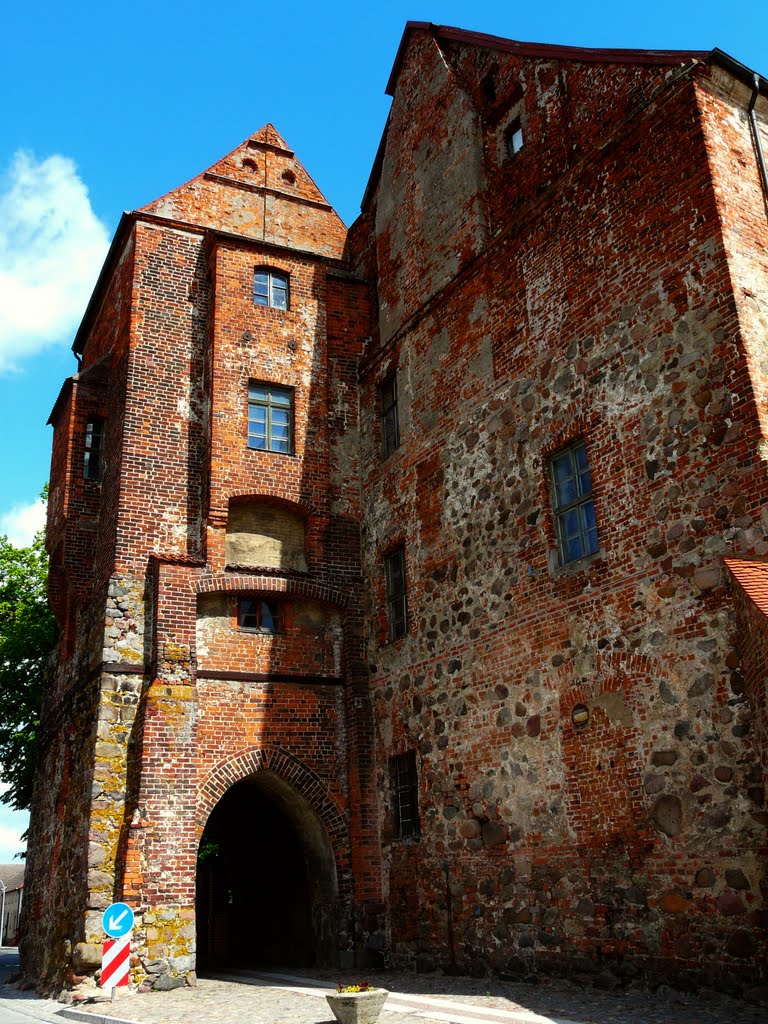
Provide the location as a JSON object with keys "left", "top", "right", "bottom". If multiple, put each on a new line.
{"left": 724, "top": 557, "right": 768, "bottom": 617}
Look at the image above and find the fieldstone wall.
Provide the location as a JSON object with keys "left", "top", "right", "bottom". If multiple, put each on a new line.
{"left": 354, "top": 26, "right": 768, "bottom": 993}
{"left": 21, "top": 575, "right": 146, "bottom": 995}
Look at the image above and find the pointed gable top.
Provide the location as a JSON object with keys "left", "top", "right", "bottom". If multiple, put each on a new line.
{"left": 139, "top": 124, "right": 346, "bottom": 257}
{"left": 247, "top": 123, "right": 293, "bottom": 152}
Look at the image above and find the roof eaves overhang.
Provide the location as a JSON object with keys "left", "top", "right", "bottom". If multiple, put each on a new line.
{"left": 72, "top": 211, "right": 137, "bottom": 357}
{"left": 385, "top": 21, "right": 711, "bottom": 97}
{"left": 47, "top": 377, "right": 73, "bottom": 427}
{"left": 73, "top": 206, "right": 356, "bottom": 361}
{"left": 202, "top": 224, "right": 353, "bottom": 270}
{"left": 360, "top": 111, "right": 391, "bottom": 214}
{"left": 710, "top": 48, "right": 768, "bottom": 95}
{"left": 724, "top": 556, "right": 768, "bottom": 619}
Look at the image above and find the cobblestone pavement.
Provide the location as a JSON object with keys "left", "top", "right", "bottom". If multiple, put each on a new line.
{"left": 44, "top": 968, "right": 766, "bottom": 1024}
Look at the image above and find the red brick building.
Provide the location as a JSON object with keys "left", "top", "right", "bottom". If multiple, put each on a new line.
{"left": 22, "top": 23, "right": 768, "bottom": 998}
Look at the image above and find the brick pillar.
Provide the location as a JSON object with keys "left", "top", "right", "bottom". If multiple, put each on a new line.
{"left": 343, "top": 595, "right": 387, "bottom": 966}
{"left": 122, "top": 559, "right": 200, "bottom": 985}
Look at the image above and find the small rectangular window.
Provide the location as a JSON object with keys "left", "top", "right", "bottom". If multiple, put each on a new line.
{"left": 385, "top": 545, "right": 407, "bottom": 641}
{"left": 254, "top": 269, "right": 289, "bottom": 310}
{"left": 549, "top": 440, "right": 599, "bottom": 564}
{"left": 238, "top": 598, "right": 280, "bottom": 633}
{"left": 506, "top": 116, "right": 524, "bottom": 158}
{"left": 380, "top": 375, "right": 400, "bottom": 459}
{"left": 248, "top": 383, "right": 293, "bottom": 454}
{"left": 390, "top": 752, "right": 419, "bottom": 839}
{"left": 83, "top": 419, "right": 104, "bottom": 481}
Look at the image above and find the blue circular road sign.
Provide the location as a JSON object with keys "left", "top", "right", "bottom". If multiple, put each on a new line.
{"left": 102, "top": 901, "right": 135, "bottom": 938}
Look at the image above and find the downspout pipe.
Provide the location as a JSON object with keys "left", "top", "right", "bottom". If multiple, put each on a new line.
{"left": 747, "top": 72, "right": 768, "bottom": 212}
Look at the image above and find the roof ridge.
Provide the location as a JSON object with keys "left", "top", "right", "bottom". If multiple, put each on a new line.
{"left": 386, "top": 21, "right": 711, "bottom": 95}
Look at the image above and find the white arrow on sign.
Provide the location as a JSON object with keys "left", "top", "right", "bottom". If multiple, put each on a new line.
{"left": 107, "top": 908, "right": 130, "bottom": 932}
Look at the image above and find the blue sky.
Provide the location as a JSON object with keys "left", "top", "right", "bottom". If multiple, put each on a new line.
{"left": 0, "top": 0, "right": 766, "bottom": 860}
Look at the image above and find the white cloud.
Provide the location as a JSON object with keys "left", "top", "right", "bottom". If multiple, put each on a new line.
{"left": 0, "top": 787, "right": 27, "bottom": 863}
{"left": 0, "top": 150, "right": 110, "bottom": 373}
{"left": 0, "top": 499, "right": 46, "bottom": 547}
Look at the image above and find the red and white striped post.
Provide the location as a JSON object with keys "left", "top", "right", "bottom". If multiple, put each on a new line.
{"left": 101, "top": 936, "right": 131, "bottom": 990}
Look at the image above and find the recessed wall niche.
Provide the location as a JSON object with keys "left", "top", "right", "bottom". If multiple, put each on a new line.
{"left": 225, "top": 499, "right": 308, "bottom": 572}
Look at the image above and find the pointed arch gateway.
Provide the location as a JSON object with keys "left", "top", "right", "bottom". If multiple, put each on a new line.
{"left": 196, "top": 746, "right": 349, "bottom": 970}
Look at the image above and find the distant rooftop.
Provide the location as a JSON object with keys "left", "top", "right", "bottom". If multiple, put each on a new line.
{"left": 0, "top": 865, "right": 24, "bottom": 890}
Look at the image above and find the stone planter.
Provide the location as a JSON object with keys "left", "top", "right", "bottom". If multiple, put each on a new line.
{"left": 325, "top": 988, "right": 389, "bottom": 1024}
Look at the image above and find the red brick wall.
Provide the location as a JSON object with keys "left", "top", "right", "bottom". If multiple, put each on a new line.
{"left": 696, "top": 69, "right": 768, "bottom": 447}
{"left": 26, "top": 128, "right": 380, "bottom": 991}
{"left": 26, "top": 30, "right": 768, "bottom": 998}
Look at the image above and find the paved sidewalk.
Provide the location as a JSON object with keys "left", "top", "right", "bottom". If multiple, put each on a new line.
{"left": 46, "top": 968, "right": 766, "bottom": 1024}
{"left": 0, "top": 988, "right": 72, "bottom": 1023}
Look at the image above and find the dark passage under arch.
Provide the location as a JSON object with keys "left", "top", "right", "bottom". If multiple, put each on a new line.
{"left": 196, "top": 770, "right": 339, "bottom": 970}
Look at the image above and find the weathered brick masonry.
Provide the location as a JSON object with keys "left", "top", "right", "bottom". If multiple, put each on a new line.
{"left": 22, "top": 22, "right": 768, "bottom": 999}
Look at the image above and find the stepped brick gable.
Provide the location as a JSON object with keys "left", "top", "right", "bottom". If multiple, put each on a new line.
{"left": 22, "top": 22, "right": 768, "bottom": 1001}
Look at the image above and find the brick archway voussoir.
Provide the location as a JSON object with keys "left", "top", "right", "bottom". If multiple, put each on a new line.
{"left": 197, "top": 744, "right": 347, "bottom": 841}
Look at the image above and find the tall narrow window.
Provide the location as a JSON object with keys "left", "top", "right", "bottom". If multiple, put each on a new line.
{"left": 385, "top": 545, "right": 407, "bottom": 641}
{"left": 380, "top": 375, "right": 400, "bottom": 459}
{"left": 390, "top": 751, "right": 419, "bottom": 839}
{"left": 248, "top": 383, "right": 293, "bottom": 453}
{"left": 254, "top": 269, "right": 289, "bottom": 310}
{"left": 549, "top": 440, "right": 598, "bottom": 564}
{"left": 83, "top": 418, "right": 104, "bottom": 481}
{"left": 238, "top": 598, "right": 280, "bottom": 633}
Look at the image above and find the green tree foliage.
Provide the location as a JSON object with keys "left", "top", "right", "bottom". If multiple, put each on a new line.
{"left": 0, "top": 528, "right": 55, "bottom": 811}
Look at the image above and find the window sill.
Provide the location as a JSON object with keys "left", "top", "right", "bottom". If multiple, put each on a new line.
{"left": 246, "top": 446, "right": 296, "bottom": 457}
{"left": 382, "top": 629, "right": 409, "bottom": 647}
{"left": 224, "top": 563, "right": 309, "bottom": 577}
{"left": 547, "top": 547, "right": 604, "bottom": 579}
{"left": 381, "top": 445, "right": 402, "bottom": 463}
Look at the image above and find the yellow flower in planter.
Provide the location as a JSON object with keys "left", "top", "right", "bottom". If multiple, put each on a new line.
{"left": 327, "top": 984, "right": 389, "bottom": 1024}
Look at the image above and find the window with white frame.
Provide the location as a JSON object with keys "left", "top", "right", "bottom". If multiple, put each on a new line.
{"left": 506, "top": 115, "right": 524, "bottom": 158}
{"left": 253, "top": 268, "right": 289, "bottom": 310}
{"left": 248, "top": 383, "right": 293, "bottom": 454}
